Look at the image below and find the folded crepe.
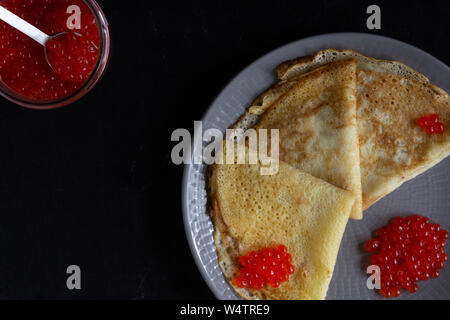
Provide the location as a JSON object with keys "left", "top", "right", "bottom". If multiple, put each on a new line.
{"left": 236, "top": 59, "right": 363, "bottom": 219}
{"left": 237, "top": 49, "right": 450, "bottom": 211}
{"left": 209, "top": 144, "right": 355, "bottom": 300}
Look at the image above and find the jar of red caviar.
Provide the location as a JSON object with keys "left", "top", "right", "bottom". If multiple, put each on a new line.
{"left": 0, "top": 0, "right": 111, "bottom": 109}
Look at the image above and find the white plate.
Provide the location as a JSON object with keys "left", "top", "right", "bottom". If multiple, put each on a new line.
{"left": 182, "top": 33, "right": 450, "bottom": 300}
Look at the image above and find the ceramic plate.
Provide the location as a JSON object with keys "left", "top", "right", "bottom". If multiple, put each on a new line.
{"left": 182, "top": 33, "right": 450, "bottom": 300}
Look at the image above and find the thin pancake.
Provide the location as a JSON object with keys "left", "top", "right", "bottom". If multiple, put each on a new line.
{"left": 277, "top": 49, "right": 450, "bottom": 209}
{"left": 209, "top": 144, "right": 355, "bottom": 300}
{"left": 252, "top": 60, "right": 363, "bottom": 219}
{"left": 235, "top": 49, "right": 450, "bottom": 210}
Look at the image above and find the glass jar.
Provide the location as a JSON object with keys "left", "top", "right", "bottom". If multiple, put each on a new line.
{"left": 0, "top": 0, "right": 111, "bottom": 109}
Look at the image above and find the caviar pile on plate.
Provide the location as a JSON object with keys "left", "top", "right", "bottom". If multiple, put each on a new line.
{"left": 366, "top": 215, "right": 449, "bottom": 298}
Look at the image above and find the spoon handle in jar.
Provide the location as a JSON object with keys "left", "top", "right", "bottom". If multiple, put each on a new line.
{"left": 0, "top": 6, "right": 50, "bottom": 46}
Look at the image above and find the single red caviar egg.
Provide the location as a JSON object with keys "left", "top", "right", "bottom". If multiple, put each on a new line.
{"left": 234, "top": 245, "right": 295, "bottom": 290}
{"left": 417, "top": 114, "right": 446, "bottom": 135}
{"left": 0, "top": 0, "right": 100, "bottom": 101}
{"left": 365, "top": 215, "right": 448, "bottom": 298}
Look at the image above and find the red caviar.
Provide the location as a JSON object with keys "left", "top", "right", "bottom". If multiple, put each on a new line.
{"left": 366, "top": 215, "right": 448, "bottom": 298}
{"left": 45, "top": 32, "right": 98, "bottom": 82}
{"left": 234, "top": 245, "right": 295, "bottom": 290}
{"left": 0, "top": 0, "right": 100, "bottom": 101}
{"left": 417, "top": 114, "right": 445, "bottom": 135}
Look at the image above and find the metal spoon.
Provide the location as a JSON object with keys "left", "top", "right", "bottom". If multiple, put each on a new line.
{"left": 0, "top": 5, "right": 75, "bottom": 70}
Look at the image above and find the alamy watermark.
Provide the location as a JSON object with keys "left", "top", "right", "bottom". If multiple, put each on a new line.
{"left": 66, "top": 265, "right": 81, "bottom": 290}
{"left": 66, "top": 5, "right": 81, "bottom": 30}
{"left": 366, "top": 265, "right": 381, "bottom": 290}
{"left": 366, "top": 5, "right": 381, "bottom": 30}
{"left": 171, "top": 121, "right": 280, "bottom": 175}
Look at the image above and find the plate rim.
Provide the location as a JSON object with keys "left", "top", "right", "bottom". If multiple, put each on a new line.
{"left": 181, "top": 32, "right": 450, "bottom": 300}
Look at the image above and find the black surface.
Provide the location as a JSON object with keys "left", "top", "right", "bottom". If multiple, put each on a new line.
{"left": 0, "top": 0, "right": 449, "bottom": 299}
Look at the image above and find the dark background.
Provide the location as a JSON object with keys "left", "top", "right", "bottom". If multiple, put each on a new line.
{"left": 0, "top": 0, "right": 449, "bottom": 299}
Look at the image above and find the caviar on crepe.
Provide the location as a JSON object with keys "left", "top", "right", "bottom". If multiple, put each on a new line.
{"left": 365, "top": 215, "right": 448, "bottom": 298}
{"left": 234, "top": 245, "right": 295, "bottom": 290}
{"left": 417, "top": 114, "right": 446, "bottom": 135}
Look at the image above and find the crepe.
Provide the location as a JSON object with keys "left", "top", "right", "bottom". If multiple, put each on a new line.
{"left": 236, "top": 60, "right": 363, "bottom": 219}
{"left": 236, "top": 49, "right": 450, "bottom": 210}
{"left": 209, "top": 144, "right": 355, "bottom": 300}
